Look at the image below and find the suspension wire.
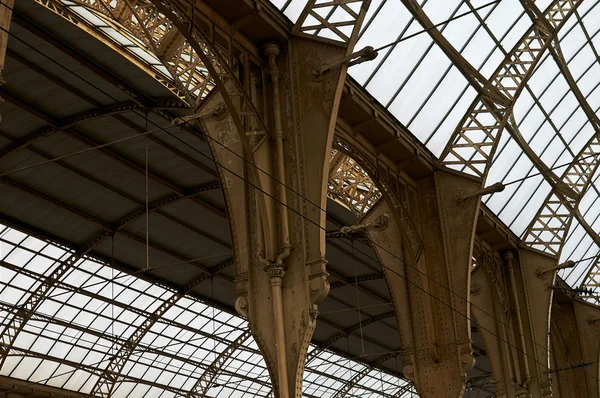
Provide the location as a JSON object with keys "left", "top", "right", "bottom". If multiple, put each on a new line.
{"left": 373, "top": 0, "right": 502, "bottom": 52}
{"left": 211, "top": 275, "right": 217, "bottom": 363}
{"left": 319, "top": 303, "right": 393, "bottom": 315}
{"left": 0, "top": 122, "right": 178, "bottom": 178}
{"left": 145, "top": 113, "right": 150, "bottom": 272}
{"left": 111, "top": 234, "right": 115, "bottom": 358}
{"left": 0, "top": 0, "right": 596, "bottom": 252}
{"left": 352, "top": 240, "right": 366, "bottom": 359}
{"left": 2, "top": 5, "right": 598, "bottom": 388}
{"left": 42, "top": 252, "right": 230, "bottom": 302}
{"left": 498, "top": 151, "right": 600, "bottom": 189}
{"left": 33, "top": 356, "right": 114, "bottom": 384}
{"left": 0, "top": 294, "right": 244, "bottom": 364}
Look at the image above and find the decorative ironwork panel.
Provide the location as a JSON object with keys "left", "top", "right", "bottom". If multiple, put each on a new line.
{"left": 328, "top": 149, "right": 382, "bottom": 216}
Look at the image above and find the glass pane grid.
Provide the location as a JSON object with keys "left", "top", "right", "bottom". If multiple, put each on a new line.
{"left": 0, "top": 223, "right": 413, "bottom": 397}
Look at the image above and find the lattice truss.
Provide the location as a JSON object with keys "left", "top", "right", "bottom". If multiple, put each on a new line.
{"left": 328, "top": 149, "right": 382, "bottom": 216}
{"left": 580, "top": 255, "right": 600, "bottom": 305}
{"left": 0, "top": 224, "right": 415, "bottom": 398}
{"left": 293, "top": 0, "right": 369, "bottom": 44}
{"left": 440, "top": 0, "right": 580, "bottom": 177}
{"left": 37, "top": 0, "right": 270, "bottom": 148}
{"left": 45, "top": 0, "right": 213, "bottom": 100}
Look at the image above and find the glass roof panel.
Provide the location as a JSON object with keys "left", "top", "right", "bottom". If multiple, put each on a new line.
{"left": 0, "top": 223, "right": 413, "bottom": 397}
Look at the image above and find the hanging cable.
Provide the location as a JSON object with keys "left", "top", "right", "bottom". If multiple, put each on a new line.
{"left": 0, "top": 123, "right": 178, "bottom": 178}
{"left": 372, "top": 0, "right": 502, "bottom": 52}
{"left": 42, "top": 252, "right": 230, "bottom": 303}
{"left": 111, "top": 234, "right": 115, "bottom": 359}
{"left": 145, "top": 113, "right": 150, "bottom": 272}
{"left": 352, "top": 240, "right": 366, "bottom": 359}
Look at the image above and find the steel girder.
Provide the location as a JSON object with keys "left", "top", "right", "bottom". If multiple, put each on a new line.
{"left": 405, "top": 0, "right": 583, "bottom": 181}
{"left": 0, "top": 300, "right": 256, "bottom": 378}
{"left": 391, "top": 383, "right": 415, "bottom": 398}
{"left": 520, "top": 7, "right": 600, "bottom": 254}
{"left": 5, "top": 346, "right": 224, "bottom": 398}
{"left": 0, "top": 258, "right": 273, "bottom": 393}
{"left": 516, "top": 3, "right": 600, "bottom": 305}
{"left": 186, "top": 328, "right": 252, "bottom": 397}
{"left": 517, "top": 20, "right": 600, "bottom": 302}
{"left": 0, "top": 259, "right": 230, "bottom": 342}
{"left": 406, "top": 0, "right": 598, "bottom": 296}
{"left": 330, "top": 353, "right": 398, "bottom": 398}
{"left": 0, "top": 96, "right": 185, "bottom": 160}
{"left": 88, "top": 259, "right": 232, "bottom": 398}
{"left": 68, "top": 0, "right": 269, "bottom": 145}
{"left": 0, "top": 177, "right": 222, "bottom": 370}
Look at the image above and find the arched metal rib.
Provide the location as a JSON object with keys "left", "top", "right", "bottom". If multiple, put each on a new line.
{"left": 523, "top": 32, "right": 600, "bottom": 256}
{"left": 403, "top": 0, "right": 583, "bottom": 179}
{"left": 186, "top": 328, "right": 253, "bottom": 397}
{"left": 88, "top": 258, "right": 232, "bottom": 398}
{"left": 330, "top": 353, "right": 399, "bottom": 398}
{"left": 0, "top": 180, "right": 222, "bottom": 370}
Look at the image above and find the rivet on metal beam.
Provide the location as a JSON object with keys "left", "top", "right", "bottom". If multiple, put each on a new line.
{"left": 313, "top": 46, "right": 378, "bottom": 77}
{"left": 536, "top": 260, "right": 576, "bottom": 278}
{"left": 456, "top": 182, "right": 505, "bottom": 203}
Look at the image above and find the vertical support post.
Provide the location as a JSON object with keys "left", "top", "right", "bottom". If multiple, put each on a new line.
{"left": 472, "top": 245, "right": 575, "bottom": 397}
{"left": 198, "top": 9, "right": 371, "bottom": 396}
{"left": 265, "top": 264, "right": 290, "bottom": 398}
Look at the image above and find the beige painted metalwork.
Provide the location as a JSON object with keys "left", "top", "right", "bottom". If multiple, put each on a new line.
{"left": 2, "top": 1, "right": 600, "bottom": 398}
{"left": 550, "top": 288, "right": 600, "bottom": 397}
{"left": 328, "top": 149, "right": 383, "bottom": 216}
{"left": 331, "top": 135, "right": 424, "bottom": 260}
{"left": 522, "top": 17, "right": 600, "bottom": 257}
{"left": 293, "top": 0, "right": 369, "bottom": 45}
{"left": 508, "top": 1, "right": 600, "bottom": 310}
{"left": 47, "top": 0, "right": 213, "bottom": 102}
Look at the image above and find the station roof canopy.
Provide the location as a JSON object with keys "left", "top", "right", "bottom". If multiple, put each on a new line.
{"left": 0, "top": 0, "right": 599, "bottom": 397}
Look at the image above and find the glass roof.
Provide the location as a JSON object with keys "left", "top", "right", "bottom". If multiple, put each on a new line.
{"left": 0, "top": 223, "right": 415, "bottom": 397}
{"left": 271, "top": 0, "right": 600, "bottom": 300}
